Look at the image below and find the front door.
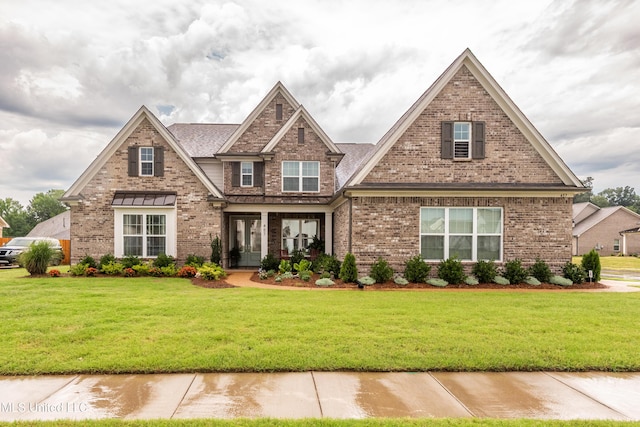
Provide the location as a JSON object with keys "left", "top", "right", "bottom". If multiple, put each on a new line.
{"left": 229, "top": 216, "right": 261, "bottom": 268}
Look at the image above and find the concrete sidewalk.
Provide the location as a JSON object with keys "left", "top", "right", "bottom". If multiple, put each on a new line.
{"left": 0, "top": 371, "right": 638, "bottom": 421}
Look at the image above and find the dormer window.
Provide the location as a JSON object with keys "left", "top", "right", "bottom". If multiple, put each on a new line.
{"left": 441, "top": 121, "right": 485, "bottom": 160}
{"left": 127, "top": 146, "right": 164, "bottom": 177}
{"left": 140, "top": 147, "right": 154, "bottom": 176}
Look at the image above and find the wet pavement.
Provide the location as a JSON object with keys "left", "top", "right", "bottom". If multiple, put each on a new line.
{"left": 0, "top": 371, "right": 638, "bottom": 421}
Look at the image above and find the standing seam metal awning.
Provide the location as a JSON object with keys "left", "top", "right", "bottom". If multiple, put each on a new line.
{"left": 111, "top": 192, "right": 177, "bottom": 206}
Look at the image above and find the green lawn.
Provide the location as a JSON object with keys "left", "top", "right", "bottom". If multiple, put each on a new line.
{"left": 1, "top": 268, "right": 639, "bottom": 375}
{"left": 573, "top": 256, "right": 640, "bottom": 271}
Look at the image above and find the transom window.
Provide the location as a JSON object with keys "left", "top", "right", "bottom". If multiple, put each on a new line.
{"left": 140, "top": 147, "right": 154, "bottom": 176}
{"left": 453, "top": 122, "right": 471, "bottom": 159}
{"left": 241, "top": 162, "right": 253, "bottom": 187}
{"left": 420, "top": 207, "right": 502, "bottom": 261}
{"left": 282, "top": 161, "right": 319, "bottom": 192}
{"left": 122, "top": 213, "right": 167, "bottom": 257}
{"left": 282, "top": 219, "right": 318, "bottom": 255}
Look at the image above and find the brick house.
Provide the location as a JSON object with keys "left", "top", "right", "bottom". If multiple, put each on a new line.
{"left": 61, "top": 49, "right": 585, "bottom": 273}
{"left": 572, "top": 202, "right": 640, "bottom": 256}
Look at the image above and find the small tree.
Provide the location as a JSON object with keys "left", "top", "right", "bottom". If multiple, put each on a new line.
{"left": 528, "top": 258, "right": 552, "bottom": 283}
{"left": 503, "top": 258, "right": 528, "bottom": 284}
{"left": 19, "top": 241, "right": 56, "bottom": 275}
{"left": 404, "top": 255, "right": 430, "bottom": 283}
{"left": 210, "top": 234, "right": 222, "bottom": 264}
{"left": 339, "top": 252, "right": 358, "bottom": 283}
{"left": 581, "top": 249, "right": 601, "bottom": 282}
{"left": 370, "top": 257, "right": 393, "bottom": 283}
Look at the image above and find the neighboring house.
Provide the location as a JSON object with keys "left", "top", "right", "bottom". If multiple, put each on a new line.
{"left": 61, "top": 49, "right": 585, "bottom": 273}
{"left": 0, "top": 215, "right": 8, "bottom": 238}
{"left": 27, "top": 210, "right": 71, "bottom": 241}
{"left": 572, "top": 202, "right": 640, "bottom": 256}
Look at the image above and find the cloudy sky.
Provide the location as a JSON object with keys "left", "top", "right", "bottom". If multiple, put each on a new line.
{"left": 1, "top": 0, "right": 638, "bottom": 206}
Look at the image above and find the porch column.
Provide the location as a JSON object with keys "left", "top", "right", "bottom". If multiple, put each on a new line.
{"left": 325, "top": 211, "right": 333, "bottom": 255}
{"left": 621, "top": 233, "right": 627, "bottom": 256}
{"left": 261, "top": 211, "right": 268, "bottom": 260}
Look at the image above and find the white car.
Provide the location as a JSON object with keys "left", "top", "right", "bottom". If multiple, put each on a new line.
{"left": 0, "top": 237, "right": 63, "bottom": 266}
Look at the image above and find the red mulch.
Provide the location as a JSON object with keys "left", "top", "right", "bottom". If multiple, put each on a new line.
{"left": 190, "top": 277, "right": 237, "bottom": 289}
{"left": 249, "top": 272, "right": 607, "bottom": 291}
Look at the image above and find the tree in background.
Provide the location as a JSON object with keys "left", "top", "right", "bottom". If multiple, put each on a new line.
{"left": 573, "top": 179, "right": 640, "bottom": 213}
{"left": 0, "top": 190, "right": 67, "bottom": 237}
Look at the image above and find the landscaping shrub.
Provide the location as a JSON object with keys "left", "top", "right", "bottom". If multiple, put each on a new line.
{"left": 186, "top": 254, "right": 205, "bottom": 267}
{"left": 358, "top": 276, "right": 375, "bottom": 285}
{"left": 177, "top": 265, "right": 197, "bottom": 278}
{"left": 525, "top": 276, "right": 541, "bottom": 286}
{"left": 85, "top": 267, "right": 98, "bottom": 277}
{"left": 394, "top": 276, "right": 409, "bottom": 286}
{"left": 153, "top": 253, "right": 175, "bottom": 268}
{"left": 99, "top": 254, "right": 116, "bottom": 271}
{"left": 69, "top": 263, "right": 89, "bottom": 277}
{"left": 79, "top": 255, "right": 98, "bottom": 269}
{"left": 123, "top": 267, "right": 136, "bottom": 277}
{"left": 503, "top": 259, "right": 528, "bottom": 284}
{"left": 18, "top": 241, "right": 57, "bottom": 275}
{"left": 528, "top": 258, "right": 552, "bottom": 283}
{"left": 313, "top": 253, "right": 341, "bottom": 276}
{"left": 315, "top": 278, "right": 334, "bottom": 287}
{"left": 299, "top": 271, "right": 312, "bottom": 281}
{"left": 437, "top": 257, "right": 465, "bottom": 284}
{"left": 339, "top": 253, "right": 358, "bottom": 283}
{"left": 493, "top": 275, "right": 510, "bottom": 285}
{"left": 210, "top": 235, "right": 222, "bottom": 264}
{"left": 404, "top": 255, "right": 430, "bottom": 283}
{"left": 562, "top": 262, "right": 586, "bottom": 284}
{"left": 198, "top": 263, "right": 226, "bottom": 281}
{"left": 132, "top": 263, "right": 151, "bottom": 276}
{"left": 289, "top": 249, "right": 305, "bottom": 267}
{"left": 260, "top": 253, "right": 280, "bottom": 272}
{"left": 550, "top": 275, "right": 573, "bottom": 286}
{"left": 101, "top": 261, "right": 124, "bottom": 276}
{"left": 48, "top": 269, "right": 61, "bottom": 277}
{"left": 370, "top": 257, "right": 393, "bottom": 283}
{"left": 279, "top": 260, "right": 292, "bottom": 274}
{"left": 293, "top": 259, "right": 311, "bottom": 274}
{"left": 121, "top": 255, "right": 141, "bottom": 269}
{"left": 581, "top": 249, "right": 601, "bottom": 282}
{"left": 464, "top": 276, "right": 479, "bottom": 285}
{"left": 160, "top": 265, "right": 177, "bottom": 277}
{"left": 427, "top": 278, "right": 448, "bottom": 287}
{"left": 471, "top": 260, "right": 496, "bottom": 284}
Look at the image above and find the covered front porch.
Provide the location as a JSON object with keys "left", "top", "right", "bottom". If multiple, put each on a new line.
{"left": 223, "top": 205, "right": 333, "bottom": 268}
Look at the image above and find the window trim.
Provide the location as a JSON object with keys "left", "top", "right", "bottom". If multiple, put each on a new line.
{"left": 240, "top": 162, "right": 253, "bottom": 187}
{"left": 420, "top": 207, "right": 503, "bottom": 262}
{"left": 613, "top": 239, "right": 620, "bottom": 252}
{"left": 281, "top": 161, "right": 320, "bottom": 193}
{"left": 113, "top": 207, "right": 177, "bottom": 258}
{"left": 139, "top": 147, "right": 154, "bottom": 176}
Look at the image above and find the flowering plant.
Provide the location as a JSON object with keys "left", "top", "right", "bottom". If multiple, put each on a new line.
{"left": 48, "top": 269, "right": 61, "bottom": 277}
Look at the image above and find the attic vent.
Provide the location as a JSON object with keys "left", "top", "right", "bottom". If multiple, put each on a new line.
{"left": 276, "top": 103, "right": 283, "bottom": 121}
{"left": 298, "top": 127, "right": 304, "bottom": 144}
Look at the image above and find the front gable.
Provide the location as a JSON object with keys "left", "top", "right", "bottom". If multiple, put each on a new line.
{"left": 346, "top": 49, "right": 584, "bottom": 193}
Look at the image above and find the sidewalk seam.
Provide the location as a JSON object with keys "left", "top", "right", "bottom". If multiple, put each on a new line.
{"left": 169, "top": 373, "right": 197, "bottom": 419}
{"left": 310, "top": 371, "right": 324, "bottom": 418}
{"left": 428, "top": 372, "right": 476, "bottom": 418}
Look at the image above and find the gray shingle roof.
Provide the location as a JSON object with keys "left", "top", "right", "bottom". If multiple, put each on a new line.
{"left": 335, "top": 143, "right": 376, "bottom": 190}
{"left": 167, "top": 123, "right": 239, "bottom": 157}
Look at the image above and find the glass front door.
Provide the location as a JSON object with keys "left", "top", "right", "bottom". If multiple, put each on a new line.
{"left": 229, "top": 216, "right": 261, "bottom": 267}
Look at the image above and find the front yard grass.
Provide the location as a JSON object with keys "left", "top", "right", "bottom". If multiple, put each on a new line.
{"left": 573, "top": 255, "right": 640, "bottom": 271}
{"left": 1, "top": 268, "right": 639, "bottom": 375}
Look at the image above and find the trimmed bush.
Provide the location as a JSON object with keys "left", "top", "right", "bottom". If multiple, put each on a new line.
{"left": 198, "top": 263, "right": 226, "bottom": 281}
{"left": 493, "top": 275, "right": 510, "bottom": 285}
{"left": 99, "top": 254, "right": 116, "bottom": 271}
{"left": 210, "top": 235, "right": 222, "bottom": 264}
{"left": 260, "top": 253, "right": 280, "bottom": 272}
{"left": 177, "top": 265, "right": 197, "bottom": 278}
{"left": 69, "top": 263, "right": 89, "bottom": 277}
{"left": 437, "top": 257, "right": 465, "bottom": 284}
{"left": 153, "top": 253, "right": 175, "bottom": 268}
{"left": 160, "top": 265, "right": 177, "bottom": 277}
{"left": 404, "top": 255, "right": 430, "bottom": 283}
{"left": 562, "top": 262, "right": 586, "bottom": 284}
{"left": 79, "top": 255, "right": 98, "bottom": 269}
{"left": 339, "top": 253, "right": 358, "bottom": 283}
{"left": 370, "top": 257, "right": 393, "bottom": 283}
{"left": 472, "top": 260, "right": 497, "bottom": 284}
{"left": 101, "top": 261, "right": 124, "bottom": 276}
{"left": 581, "top": 249, "right": 601, "bottom": 282}
{"left": 132, "top": 263, "right": 151, "bottom": 276}
{"left": 528, "top": 259, "right": 552, "bottom": 283}
{"left": 427, "top": 278, "right": 448, "bottom": 287}
{"left": 121, "top": 255, "right": 141, "bottom": 269}
{"left": 19, "top": 241, "right": 57, "bottom": 275}
{"left": 315, "top": 278, "right": 334, "bottom": 287}
{"left": 503, "top": 259, "right": 528, "bottom": 284}
{"left": 186, "top": 254, "right": 205, "bottom": 267}
{"left": 525, "top": 276, "right": 541, "bottom": 286}
{"left": 550, "top": 275, "right": 573, "bottom": 286}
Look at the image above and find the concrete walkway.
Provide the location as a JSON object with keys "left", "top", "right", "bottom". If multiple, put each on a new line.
{"left": 0, "top": 371, "right": 639, "bottom": 421}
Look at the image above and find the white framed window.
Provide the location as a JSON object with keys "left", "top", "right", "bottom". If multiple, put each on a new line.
{"left": 140, "top": 147, "right": 154, "bottom": 176}
{"left": 420, "top": 207, "right": 502, "bottom": 261}
{"left": 282, "top": 161, "right": 319, "bottom": 192}
{"left": 282, "top": 219, "right": 318, "bottom": 255}
{"left": 241, "top": 162, "right": 253, "bottom": 187}
{"left": 453, "top": 122, "right": 471, "bottom": 159}
{"left": 613, "top": 239, "right": 620, "bottom": 252}
{"left": 114, "top": 208, "right": 176, "bottom": 258}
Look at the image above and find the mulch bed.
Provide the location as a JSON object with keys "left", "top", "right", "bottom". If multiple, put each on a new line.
{"left": 190, "top": 277, "right": 237, "bottom": 288}
{"left": 249, "top": 272, "right": 607, "bottom": 290}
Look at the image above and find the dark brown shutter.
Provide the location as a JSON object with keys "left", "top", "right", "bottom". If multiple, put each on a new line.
{"left": 441, "top": 121, "right": 453, "bottom": 159}
{"left": 154, "top": 146, "right": 164, "bottom": 176}
{"left": 472, "top": 122, "right": 485, "bottom": 159}
{"left": 128, "top": 146, "right": 138, "bottom": 176}
{"left": 253, "top": 162, "right": 263, "bottom": 187}
{"left": 231, "top": 162, "right": 240, "bottom": 187}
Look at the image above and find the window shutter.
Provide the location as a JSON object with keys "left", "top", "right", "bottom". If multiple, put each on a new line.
{"left": 231, "top": 162, "right": 240, "bottom": 187}
{"left": 253, "top": 162, "right": 263, "bottom": 187}
{"left": 128, "top": 146, "right": 138, "bottom": 176}
{"left": 154, "top": 146, "right": 164, "bottom": 176}
{"left": 441, "top": 121, "right": 453, "bottom": 159}
{"left": 472, "top": 122, "right": 485, "bottom": 159}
